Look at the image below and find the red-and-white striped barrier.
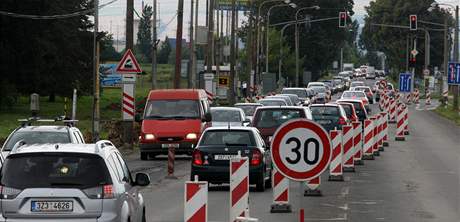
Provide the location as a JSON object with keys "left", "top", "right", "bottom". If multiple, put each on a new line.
{"left": 405, "top": 93, "right": 412, "bottom": 105}
{"left": 184, "top": 176, "right": 208, "bottom": 222}
{"left": 230, "top": 156, "right": 249, "bottom": 222}
{"left": 425, "top": 90, "right": 431, "bottom": 106}
{"left": 389, "top": 98, "right": 397, "bottom": 123}
{"left": 384, "top": 94, "right": 390, "bottom": 113}
{"left": 403, "top": 105, "right": 410, "bottom": 135}
{"left": 380, "top": 112, "right": 389, "bottom": 147}
{"left": 122, "top": 91, "right": 135, "bottom": 120}
{"left": 270, "top": 168, "right": 291, "bottom": 213}
{"left": 304, "top": 176, "right": 322, "bottom": 196}
{"left": 342, "top": 125, "right": 355, "bottom": 172}
{"left": 396, "top": 93, "right": 401, "bottom": 103}
{"left": 371, "top": 117, "right": 380, "bottom": 156}
{"left": 379, "top": 92, "right": 385, "bottom": 111}
{"left": 352, "top": 121, "right": 364, "bottom": 165}
{"left": 328, "top": 130, "right": 344, "bottom": 181}
{"left": 362, "top": 119, "right": 374, "bottom": 160}
{"left": 413, "top": 89, "right": 420, "bottom": 104}
{"left": 395, "top": 104, "right": 406, "bottom": 141}
{"left": 377, "top": 114, "right": 384, "bottom": 152}
{"left": 245, "top": 97, "right": 252, "bottom": 103}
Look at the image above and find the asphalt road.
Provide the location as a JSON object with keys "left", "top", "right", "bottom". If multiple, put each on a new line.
{"left": 127, "top": 79, "right": 460, "bottom": 222}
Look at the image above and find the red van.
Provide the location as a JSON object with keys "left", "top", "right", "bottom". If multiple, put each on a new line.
{"left": 137, "top": 89, "right": 212, "bottom": 160}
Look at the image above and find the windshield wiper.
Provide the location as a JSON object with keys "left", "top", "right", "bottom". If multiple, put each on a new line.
{"left": 225, "top": 143, "right": 248, "bottom": 146}
{"left": 168, "top": 116, "right": 198, "bottom": 119}
{"left": 145, "top": 115, "right": 170, "bottom": 120}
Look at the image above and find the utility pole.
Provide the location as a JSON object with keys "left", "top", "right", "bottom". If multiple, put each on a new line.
{"left": 174, "top": 0, "right": 185, "bottom": 88}
{"left": 122, "top": 0, "right": 134, "bottom": 148}
{"left": 442, "top": 18, "right": 449, "bottom": 98}
{"left": 206, "top": 0, "right": 214, "bottom": 73}
{"left": 247, "top": 0, "right": 254, "bottom": 95}
{"left": 454, "top": 5, "right": 459, "bottom": 110}
{"left": 92, "top": 0, "right": 100, "bottom": 142}
{"left": 191, "top": 0, "right": 199, "bottom": 88}
{"left": 229, "top": 0, "right": 237, "bottom": 105}
{"left": 189, "top": 0, "right": 194, "bottom": 88}
{"left": 152, "top": 0, "right": 158, "bottom": 89}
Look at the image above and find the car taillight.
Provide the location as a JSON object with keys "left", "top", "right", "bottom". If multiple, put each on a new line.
{"left": 192, "top": 150, "right": 203, "bottom": 165}
{"left": 338, "top": 117, "right": 347, "bottom": 125}
{"left": 0, "top": 186, "right": 22, "bottom": 199}
{"left": 83, "top": 185, "right": 114, "bottom": 199}
{"left": 251, "top": 149, "right": 262, "bottom": 166}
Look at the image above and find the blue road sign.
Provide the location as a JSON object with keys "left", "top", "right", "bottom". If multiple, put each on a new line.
{"left": 399, "top": 73, "right": 412, "bottom": 92}
{"left": 447, "top": 62, "right": 460, "bottom": 85}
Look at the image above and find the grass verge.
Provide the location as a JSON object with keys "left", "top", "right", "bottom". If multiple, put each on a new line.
{"left": 433, "top": 104, "right": 460, "bottom": 126}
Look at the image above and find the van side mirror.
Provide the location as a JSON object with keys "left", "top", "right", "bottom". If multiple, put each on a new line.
{"left": 203, "top": 112, "right": 212, "bottom": 122}
{"left": 135, "top": 173, "right": 150, "bottom": 186}
{"left": 135, "top": 114, "right": 143, "bottom": 123}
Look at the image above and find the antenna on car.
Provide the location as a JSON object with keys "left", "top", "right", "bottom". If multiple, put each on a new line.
{"left": 228, "top": 122, "right": 231, "bottom": 130}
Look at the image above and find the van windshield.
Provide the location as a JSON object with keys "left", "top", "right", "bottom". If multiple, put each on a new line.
{"left": 144, "top": 100, "right": 201, "bottom": 119}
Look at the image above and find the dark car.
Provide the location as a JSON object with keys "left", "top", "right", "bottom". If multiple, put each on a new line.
{"left": 190, "top": 127, "right": 272, "bottom": 191}
{"left": 310, "top": 104, "right": 348, "bottom": 132}
{"left": 251, "top": 107, "right": 311, "bottom": 146}
{"left": 337, "top": 99, "right": 368, "bottom": 123}
{"left": 337, "top": 102, "right": 359, "bottom": 123}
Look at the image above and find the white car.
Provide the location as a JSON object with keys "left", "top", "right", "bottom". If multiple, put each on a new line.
{"left": 350, "top": 81, "right": 365, "bottom": 88}
{"left": 307, "top": 82, "right": 326, "bottom": 89}
{"left": 234, "top": 103, "right": 263, "bottom": 122}
{"left": 210, "top": 107, "right": 249, "bottom": 127}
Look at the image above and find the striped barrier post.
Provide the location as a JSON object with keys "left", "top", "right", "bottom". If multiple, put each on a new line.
{"left": 380, "top": 112, "right": 389, "bottom": 147}
{"left": 328, "top": 130, "right": 344, "bottom": 181}
{"left": 236, "top": 209, "right": 259, "bottom": 222}
{"left": 389, "top": 98, "right": 397, "bottom": 123}
{"left": 405, "top": 93, "right": 412, "bottom": 105}
{"left": 245, "top": 97, "right": 251, "bottom": 103}
{"left": 396, "top": 93, "right": 401, "bottom": 103}
{"left": 377, "top": 114, "right": 384, "bottom": 152}
{"left": 379, "top": 92, "right": 385, "bottom": 111}
{"left": 270, "top": 168, "right": 292, "bottom": 213}
{"left": 230, "top": 155, "right": 249, "bottom": 222}
{"left": 184, "top": 176, "right": 208, "bottom": 222}
{"left": 403, "top": 105, "right": 410, "bottom": 135}
{"left": 414, "top": 89, "right": 420, "bottom": 104}
{"left": 395, "top": 104, "right": 406, "bottom": 141}
{"left": 425, "top": 90, "right": 431, "bottom": 106}
{"left": 362, "top": 119, "right": 374, "bottom": 160}
{"left": 384, "top": 94, "right": 390, "bottom": 113}
{"left": 342, "top": 125, "right": 355, "bottom": 172}
{"left": 304, "top": 176, "right": 322, "bottom": 196}
{"left": 167, "top": 145, "right": 176, "bottom": 178}
{"left": 352, "top": 121, "right": 364, "bottom": 165}
{"left": 371, "top": 117, "right": 380, "bottom": 156}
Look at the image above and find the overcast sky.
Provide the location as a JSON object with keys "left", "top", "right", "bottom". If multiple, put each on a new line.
{"left": 98, "top": 0, "right": 452, "bottom": 40}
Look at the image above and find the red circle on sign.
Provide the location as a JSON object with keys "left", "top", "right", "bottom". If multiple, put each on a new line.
{"left": 270, "top": 119, "right": 331, "bottom": 181}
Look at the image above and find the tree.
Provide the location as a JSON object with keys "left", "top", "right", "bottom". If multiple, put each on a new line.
{"left": 100, "top": 32, "right": 121, "bottom": 62}
{"left": 157, "top": 36, "right": 172, "bottom": 64}
{"left": 360, "top": 0, "right": 453, "bottom": 78}
{"left": 136, "top": 4, "right": 153, "bottom": 62}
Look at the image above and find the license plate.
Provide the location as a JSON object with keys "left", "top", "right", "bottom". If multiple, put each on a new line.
{"left": 317, "top": 120, "right": 332, "bottom": 125}
{"left": 31, "top": 201, "right": 73, "bottom": 212}
{"left": 161, "top": 143, "right": 180, "bottom": 148}
{"left": 214, "top": 155, "right": 239, "bottom": 160}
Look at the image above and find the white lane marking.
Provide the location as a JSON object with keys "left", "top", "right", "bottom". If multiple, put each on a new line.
{"left": 304, "top": 214, "right": 347, "bottom": 221}
{"left": 349, "top": 201, "right": 377, "bottom": 205}
{"left": 339, "top": 187, "right": 350, "bottom": 198}
{"left": 338, "top": 204, "right": 349, "bottom": 211}
{"left": 376, "top": 218, "right": 385, "bottom": 220}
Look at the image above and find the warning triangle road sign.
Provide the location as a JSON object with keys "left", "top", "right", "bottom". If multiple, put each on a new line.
{"left": 116, "top": 49, "right": 142, "bottom": 73}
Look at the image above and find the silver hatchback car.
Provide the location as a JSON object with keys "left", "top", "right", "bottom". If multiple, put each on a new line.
{"left": 0, "top": 141, "right": 150, "bottom": 222}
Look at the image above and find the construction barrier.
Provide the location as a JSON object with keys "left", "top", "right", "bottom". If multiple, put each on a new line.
{"left": 395, "top": 104, "right": 406, "bottom": 141}
{"left": 342, "top": 125, "right": 355, "bottom": 172}
{"left": 405, "top": 93, "right": 412, "bottom": 105}
{"left": 413, "top": 89, "right": 420, "bottom": 104}
{"left": 384, "top": 94, "right": 390, "bottom": 113}
{"left": 230, "top": 155, "right": 249, "bottom": 222}
{"left": 425, "top": 90, "right": 431, "bottom": 106}
{"left": 377, "top": 114, "right": 384, "bottom": 152}
{"left": 270, "top": 168, "right": 291, "bottom": 213}
{"left": 403, "top": 105, "right": 410, "bottom": 135}
{"left": 304, "top": 176, "right": 322, "bottom": 196}
{"left": 389, "top": 98, "right": 397, "bottom": 123}
{"left": 184, "top": 176, "right": 208, "bottom": 222}
{"left": 362, "top": 119, "right": 374, "bottom": 160}
{"left": 371, "top": 117, "right": 380, "bottom": 156}
{"left": 380, "top": 112, "right": 389, "bottom": 147}
{"left": 352, "top": 122, "right": 364, "bottom": 165}
{"left": 329, "top": 130, "right": 344, "bottom": 181}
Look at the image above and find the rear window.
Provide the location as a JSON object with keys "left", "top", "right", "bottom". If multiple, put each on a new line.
{"left": 282, "top": 89, "right": 306, "bottom": 98}
{"left": 235, "top": 105, "right": 258, "bottom": 116}
{"left": 311, "top": 106, "right": 340, "bottom": 117}
{"left": 255, "top": 109, "right": 302, "bottom": 128}
{"left": 0, "top": 153, "right": 112, "bottom": 189}
{"left": 343, "top": 91, "right": 366, "bottom": 98}
{"left": 211, "top": 109, "right": 241, "bottom": 122}
{"left": 4, "top": 131, "right": 71, "bottom": 151}
{"left": 200, "top": 130, "right": 255, "bottom": 146}
{"left": 259, "top": 100, "right": 286, "bottom": 106}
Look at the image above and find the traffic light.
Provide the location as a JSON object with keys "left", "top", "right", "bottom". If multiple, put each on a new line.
{"left": 339, "top": 12, "right": 347, "bottom": 28}
{"left": 409, "top": 55, "right": 416, "bottom": 67}
{"left": 410, "top": 15, "right": 417, "bottom": 31}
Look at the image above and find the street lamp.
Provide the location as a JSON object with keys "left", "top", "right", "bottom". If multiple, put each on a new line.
{"left": 294, "top": 6, "right": 320, "bottom": 86}
{"left": 266, "top": 3, "right": 297, "bottom": 77}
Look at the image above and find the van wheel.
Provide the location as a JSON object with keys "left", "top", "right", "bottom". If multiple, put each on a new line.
{"left": 142, "top": 208, "right": 146, "bottom": 222}
{"left": 140, "top": 152, "right": 148, "bottom": 160}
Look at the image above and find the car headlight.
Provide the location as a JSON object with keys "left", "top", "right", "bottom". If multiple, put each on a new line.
{"left": 186, "top": 133, "right": 198, "bottom": 140}
{"left": 144, "top": 134, "right": 155, "bottom": 140}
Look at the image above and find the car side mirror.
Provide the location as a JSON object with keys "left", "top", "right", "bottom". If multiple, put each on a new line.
{"left": 203, "top": 112, "right": 212, "bottom": 122}
{"left": 135, "top": 114, "right": 143, "bottom": 123}
{"left": 135, "top": 173, "right": 150, "bottom": 186}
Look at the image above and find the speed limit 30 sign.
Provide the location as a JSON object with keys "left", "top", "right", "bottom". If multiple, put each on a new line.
{"left": 270, "top": 119, "right": 332, "bottom": 181}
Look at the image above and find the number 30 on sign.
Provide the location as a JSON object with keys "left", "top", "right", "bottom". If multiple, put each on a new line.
{"left": 270, "top": 119, "right": 332, "bottom": 182}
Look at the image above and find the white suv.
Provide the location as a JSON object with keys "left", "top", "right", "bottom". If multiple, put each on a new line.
{"left": 0, "top": 141, "right": 150, "bottom": 221}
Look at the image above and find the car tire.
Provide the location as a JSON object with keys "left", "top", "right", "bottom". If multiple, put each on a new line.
{"left": 256, "top": 172, "right": 266, "bottom": 192}
{"left": 142, "top": 208, "right": 146, "bottom": 222}
{"left": 140, "top": 152, "right": 148, "bottom": 160}
{"left": 148, "top": 154, "right": 157, "bottom": 159}
{"left": 265, "top": 168, "right": 272, "bottom": 189}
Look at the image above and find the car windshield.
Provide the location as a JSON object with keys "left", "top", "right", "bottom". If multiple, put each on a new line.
{"left": 144, "top": 100, "right": 200, "bottom": 119}
{"left": 355, "top": 87, "right": 370, "bottom": 92}
{"left": 311, "top": 87, "right": 326, "bottom": 94}
{"left": 235, "top": 105, "right": 258, "bottom": 116}
{"left": 0, "top": 153, "right": 112, "bottom": 189}
{"left": 211, "top": 109, "right": 241, "bottom": 122}
{"left": 342, "top": 91, "right": 366, "bottom": 98}
{"left": 311, "top": 106, "right": 340, "bottom": 118}
{"left": 282, "top": 89, "right": 307, "bottom": 98}
{"left": 255, "top": 109, "right": 302, "bottom": 128}
{"left": 259, "top": 100, "right": 286, "bottom": 106}
{"left": 3, "top": 131, "right": 71, "bottom": 151}
{"left": 351, "top": 82, "right": 365, "bottom": 87}
{"left": 199, "top": 130, "right": 255, "bottom": 146}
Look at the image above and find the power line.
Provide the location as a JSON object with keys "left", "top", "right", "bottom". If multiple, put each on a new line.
{"left": 0, "top": 0, "right": 118, "bottom": 20}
